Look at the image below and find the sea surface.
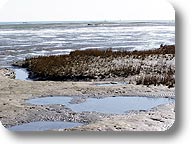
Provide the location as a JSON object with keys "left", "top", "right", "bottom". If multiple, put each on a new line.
{"left": 0, "top": 20, "right": 175, "bottom": 68}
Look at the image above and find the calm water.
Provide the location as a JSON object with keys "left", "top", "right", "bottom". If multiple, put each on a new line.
{"left": 13, "top": 67, "right": 29, "bottom": 80}
{"left": 94, "top": 82, "right": 128, "bottom": 86}
{"left": 8, "top": 121, "right": 83, "bottom": 131}
{"left": 0, "top": 21, "right": 175, "bottom": 67}
{"left": 27, "top": 96, "right": 175, "bottom": 114}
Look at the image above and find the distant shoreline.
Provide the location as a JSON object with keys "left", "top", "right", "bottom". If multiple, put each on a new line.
{"left": 0, "top": 20, "right": 175, "bottom": 25}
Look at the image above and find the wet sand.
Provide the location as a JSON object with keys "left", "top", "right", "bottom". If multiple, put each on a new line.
{"left": 0, "top": 69, "right": 175, "bottom": 131}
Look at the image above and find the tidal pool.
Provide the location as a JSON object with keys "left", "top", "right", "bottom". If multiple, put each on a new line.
{"left": 94, "top": 82, "right": 128, "bottom": 86}
{"left": 13, "top": 68, "right": 29, "bottom": 80}
{"left": 27, "top": 96, "right": 175, "bottom": 114}
{"left": 8, "top": 121, "right": 83, "bottom": 131}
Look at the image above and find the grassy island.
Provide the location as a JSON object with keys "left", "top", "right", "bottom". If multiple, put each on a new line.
{"left": 13, "top": 45, "right": 175, "bottom": 87}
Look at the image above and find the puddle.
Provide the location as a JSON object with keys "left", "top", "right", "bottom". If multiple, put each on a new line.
{"left": 8, "top": 121, "right": 83, "bottom": 131}
{"left": 94, "top": 82, "right": 128, "bottom": 86}
{"left": 27, "top": 96, "right": 175, "bottom": 114}
{"left": 13, "top": 68, "right": 30, "bottom": 81}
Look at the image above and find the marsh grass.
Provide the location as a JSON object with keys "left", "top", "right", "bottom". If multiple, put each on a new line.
{"left": 70, "top": 45, "right": 175, "bottom": 57}
{"left": 13, "top": 45, "right": 175, "bottom": 87}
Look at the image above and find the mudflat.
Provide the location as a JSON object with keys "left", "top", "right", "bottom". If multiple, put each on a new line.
{"left": 0, "top": 46, "right": 175, "bottom": 131}
{"left": 0, "top": 69, "right": 174, "bottom": 131}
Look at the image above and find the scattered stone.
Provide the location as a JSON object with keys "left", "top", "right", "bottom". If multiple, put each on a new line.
{"left": 0, "top": 68, "right": 15, "bottom": 79}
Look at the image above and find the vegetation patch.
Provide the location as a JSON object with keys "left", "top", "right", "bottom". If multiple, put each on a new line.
{"left": 13, "top": 45, "right": 175, "bottom": 87}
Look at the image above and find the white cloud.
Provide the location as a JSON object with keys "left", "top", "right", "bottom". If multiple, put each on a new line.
{"left": 0, "top": 0, "right": 8, "bottom": 9}
{"left": 0, "top": 0, "right": 175, "bottom": 22}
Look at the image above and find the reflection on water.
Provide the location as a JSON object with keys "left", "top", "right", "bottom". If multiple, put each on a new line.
{"left": 27, "top": 96, "right": 175, "bottom": 114}
{"left": 13, "top": 68, "right": 29, "bottom": 81}
{"left": 94, "top": 82, "right": 128, "bottom": 86}
{"left": 8, "top": 121, "right": 83, "bottom": 131}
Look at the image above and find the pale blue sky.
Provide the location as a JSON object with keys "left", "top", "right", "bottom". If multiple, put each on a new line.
{"left": 0, "top": 0, "right": 175, "bottom": 22}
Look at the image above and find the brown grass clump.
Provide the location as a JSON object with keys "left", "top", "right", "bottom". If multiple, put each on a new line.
{"left": 70, "top": 45, "right": 175, "bottom": 57}
{"left": 135, "top": 74, "right": 175, "bottom": 88}
{"left": 12, "top": 45, "right": 175, "bottom": 87}
{"left": 109, "top": 65, "right": 141, "bottom": 77}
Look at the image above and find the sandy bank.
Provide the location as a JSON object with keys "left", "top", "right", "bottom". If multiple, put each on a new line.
{"left": 0, "top": 69, "right": 175, "bottom": 131}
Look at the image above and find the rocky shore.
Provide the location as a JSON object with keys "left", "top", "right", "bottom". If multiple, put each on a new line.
{"left": 0, "top": 68, "right": 15, "bottom": 79}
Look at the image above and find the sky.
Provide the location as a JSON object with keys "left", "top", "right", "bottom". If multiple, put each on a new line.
{"left": 0, "top": 0, "right": 175, "bottom": 22}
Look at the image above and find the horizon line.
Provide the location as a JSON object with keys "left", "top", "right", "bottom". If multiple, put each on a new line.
{"left": 0, "top": 19, "right": 175, "bottom": 23}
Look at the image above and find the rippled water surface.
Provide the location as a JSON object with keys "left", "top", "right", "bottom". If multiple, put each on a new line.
{"left": 0, "top": 21, "right": 175, "bottom": 67}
